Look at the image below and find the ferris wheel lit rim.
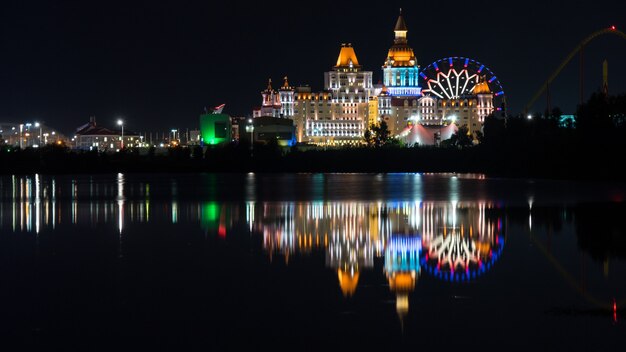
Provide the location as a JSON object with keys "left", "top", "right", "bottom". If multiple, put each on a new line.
{"left": 420, "top": 57, "right": 505, "bottom": 103}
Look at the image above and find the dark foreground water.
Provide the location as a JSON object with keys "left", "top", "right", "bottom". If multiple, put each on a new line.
{"left": 1, "top": 173, "right": 626, "bottom": 350}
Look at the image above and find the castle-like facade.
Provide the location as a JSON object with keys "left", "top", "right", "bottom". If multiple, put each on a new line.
{"left": 252, "top": 10, "right": 494, "bottom": 146}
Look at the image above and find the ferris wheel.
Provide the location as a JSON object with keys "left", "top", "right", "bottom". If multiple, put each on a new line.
{"left": 420, "top": 57, "right": 506, "bottom": 114}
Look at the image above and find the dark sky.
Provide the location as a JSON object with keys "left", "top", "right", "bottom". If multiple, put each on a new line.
{"left": 1, "top": 0, "right": 625, "bottom": 135}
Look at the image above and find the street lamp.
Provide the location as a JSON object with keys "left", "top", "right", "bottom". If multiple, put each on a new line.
{"left": 117, "top": 119, "right": 124, "bottom": 149}
{"left": 35, "top": 122, "right": 42, "bottom": 145}
{"left": 19, "top": 124, "right": 24, "bottom": 149}
{"left": 171, "top": 129, "right": 178, "bottom": 145}
{"left": 245, "top": 119, "right": 254, "bottom": 155}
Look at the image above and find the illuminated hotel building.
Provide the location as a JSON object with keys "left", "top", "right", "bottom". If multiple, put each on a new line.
{"left": 255, "top": 44, "right": 373, "bottom": 145}
{"left": 298, "top": 43, "right": 373, "bottom": 145}
{"left": 252, "top": 10, "right": 496, "bottom": 145}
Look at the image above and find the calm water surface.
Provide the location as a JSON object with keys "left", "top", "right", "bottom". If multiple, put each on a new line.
{"left": 1, "top": 173, "right": 625, "bottom": 350}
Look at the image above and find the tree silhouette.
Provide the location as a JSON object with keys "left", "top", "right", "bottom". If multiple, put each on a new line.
{"left": 363, "top": 120, "right": 392, "bottom": 147}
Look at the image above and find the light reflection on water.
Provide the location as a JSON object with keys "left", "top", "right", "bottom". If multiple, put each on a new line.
{"left": 1, "top": 173, "right": 625, "bottom": 347}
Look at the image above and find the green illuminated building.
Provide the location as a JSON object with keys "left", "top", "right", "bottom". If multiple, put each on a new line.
{"left": 199, "top": 113, "right": 231, "bottom": 145}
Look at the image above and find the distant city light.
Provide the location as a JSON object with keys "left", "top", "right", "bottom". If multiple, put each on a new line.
{"left": 527, "top": 115, "right": 532, "bottom": 120}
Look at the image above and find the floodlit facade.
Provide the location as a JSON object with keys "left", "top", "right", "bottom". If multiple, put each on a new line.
{"left": 251, "top": 9, "right": 498, "bottom": 146}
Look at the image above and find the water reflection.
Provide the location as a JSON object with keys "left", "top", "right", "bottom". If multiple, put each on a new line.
{"left": 248, "top": 201, "right": 504, "bottom": 318}
{"left": 1, "top": 173, "right": 625, "bottom": 325}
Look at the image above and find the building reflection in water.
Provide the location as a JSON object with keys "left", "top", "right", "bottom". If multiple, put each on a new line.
{"left": 385, "top": 236, "right": 421, "bottom": 321}
{"left": 0, "top": 175, "right": 504, "bottom": 319}
{"left": 248, "top": 200, "right": 504, "bottom": 318}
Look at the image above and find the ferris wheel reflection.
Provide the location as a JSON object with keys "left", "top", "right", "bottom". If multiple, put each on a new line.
{"left": 246, "top": 200, "right": 505, "bottom": 319}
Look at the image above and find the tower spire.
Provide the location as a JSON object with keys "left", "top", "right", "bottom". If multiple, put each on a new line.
{"left": 394, "top": 9, "right": 408, "bottom": 44}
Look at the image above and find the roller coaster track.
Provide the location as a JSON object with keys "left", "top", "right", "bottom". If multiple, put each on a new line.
{"left": 524, "top": 27, "right": 626, "bottom": 115}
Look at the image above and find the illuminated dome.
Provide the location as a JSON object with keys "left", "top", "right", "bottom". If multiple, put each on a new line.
{"left": 335, "top": 43, "right": 360, "bottom": 68}
{"left": 337, "top": 269, "right": 360, "bottom": 297}
{"left": 386, "top": 47, "right": 416, "bottom": 67}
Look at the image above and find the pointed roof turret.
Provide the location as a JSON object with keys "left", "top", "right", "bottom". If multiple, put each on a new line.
{"left": 385, "top": 9, "right": 415, "bottom": 67}
{"left": 394, "top": 8, "right": 407, "bottom": 32}
{"left": 335, "top": 43, "right": 361, "bottom": 68}
{"left": 280, "top": 76, "right": 293, "bottom": 91}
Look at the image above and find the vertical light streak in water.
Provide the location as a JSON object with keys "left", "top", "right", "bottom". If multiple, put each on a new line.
{"left": 52, "top": 178, "right": 56, "bottom": 229}
{"left": 25, "top": 177, "right": 31, "bottom": 232}
{"left": 71, "top": 179, "right": 77, "bottom": 224}
{"left": 528, "top": 197, "right": 533, "bottom": 231}
{"left": 246, "top": 172, "right": 256, "bottom": 203}
{"left": 451, "top": 200, "right": 458, "bottom": 229}
{"left": 172, "top": 201, "right": 178, "bottom": 224}
{"left": 90, "top": 177, "right": 94, "bottom": 226}
{"left": 449, "top": 174, "right": 459, "bottom": 203}
{"left": 145, "top": 184, "right": 150, "bottom": 223}
{"left": 139, "top": 202, "right": 144, "bottom": 223}
{"left": 412, "top": 173, "right": 423, "bottom": 203}
{"left": 117, "top": 173, "right": 125, "bottom": 234}
{"left": 35, "top": 174, "right": 40, "bottom": 234}
{"left": 12, "top": 175, "right": 16, "bottom": 232}
{"left": 246, "top": 201, "right": 255, "bottom": 232}
{"left": 171, "top": 180, "right": 178, "bottom": 224}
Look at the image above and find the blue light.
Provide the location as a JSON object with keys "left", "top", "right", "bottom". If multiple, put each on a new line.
{"left": 489, "top": 76, "right": 497, "bottom": 83}
{"left": 464, "top": 58, "right": 469, "bottom": 67}
{"left": 433, "top": 62, "right": 440, "bottom": 71}
{"left": 477, "top": 65, "right": 484, "bottom": 73}
{"left": 448, "top": 57, "right": 453, "bottom": 67}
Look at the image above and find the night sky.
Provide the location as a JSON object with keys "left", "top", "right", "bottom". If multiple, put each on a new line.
{"left": 1, "top": 0, "right": 625, "bottom": 135}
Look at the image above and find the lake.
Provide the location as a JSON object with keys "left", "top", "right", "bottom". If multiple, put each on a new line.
{"left": 1, "top": 173, "right": 625, "bottom": 350}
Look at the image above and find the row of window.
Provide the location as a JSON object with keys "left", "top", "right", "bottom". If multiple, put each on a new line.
{"left": 308, "top": 130, "right": 361, "bottom": 137}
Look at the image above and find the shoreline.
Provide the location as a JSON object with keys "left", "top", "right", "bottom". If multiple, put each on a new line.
{"left": 1, "top": 144, "right": 624, "bottom": 182}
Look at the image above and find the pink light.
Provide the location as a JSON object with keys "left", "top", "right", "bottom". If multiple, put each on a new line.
{"left": 610, "top": 25, "right": 616, "bottom": 30}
